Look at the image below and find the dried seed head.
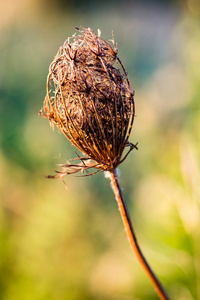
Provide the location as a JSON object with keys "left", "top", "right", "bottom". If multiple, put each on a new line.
{"left": 39, "top": 27, "right": 136, "bottom": 177}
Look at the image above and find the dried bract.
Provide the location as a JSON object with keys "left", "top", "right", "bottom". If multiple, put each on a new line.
{"left": 39, "top": 27, "right": 136, "bottom": 177}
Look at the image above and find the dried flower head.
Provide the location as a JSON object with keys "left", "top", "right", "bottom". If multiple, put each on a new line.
{"left": 39, "top": 27, "right": 136, "bottom": 177}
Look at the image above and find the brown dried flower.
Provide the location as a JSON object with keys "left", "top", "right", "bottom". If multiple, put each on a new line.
{"left": 39, "top": 27, "right": 170, "bottom": 300}
{"left": 39, "top": 27, "right": 136, "bottom": 177}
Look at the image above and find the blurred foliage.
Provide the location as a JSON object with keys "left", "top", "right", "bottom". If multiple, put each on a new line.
{"left": 0, "top": 0, "right": 200, "bottom": 299}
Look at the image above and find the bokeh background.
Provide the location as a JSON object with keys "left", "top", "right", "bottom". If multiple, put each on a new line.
{"left": 1, "top": 0, "right": 200, "bottom": 299}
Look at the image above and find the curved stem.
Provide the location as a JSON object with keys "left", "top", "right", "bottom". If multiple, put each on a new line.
{"left": 108, "top": 169, "right": 170, "bottom": 300}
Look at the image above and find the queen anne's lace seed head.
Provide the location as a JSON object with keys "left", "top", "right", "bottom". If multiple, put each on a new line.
{"left": 39, "top": 27, "right": 136, "bottom": 177}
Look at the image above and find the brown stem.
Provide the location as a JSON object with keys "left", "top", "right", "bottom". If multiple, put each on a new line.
{"left": 108, "top": 169, "right": 170, "bottom": 300}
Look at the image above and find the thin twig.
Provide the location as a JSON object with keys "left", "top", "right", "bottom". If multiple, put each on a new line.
{"left": 108, "top": 169, "right": 170, "bottom": 300}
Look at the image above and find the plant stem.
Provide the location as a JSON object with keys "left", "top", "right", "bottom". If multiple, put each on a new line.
{"left": 108, "top": 169, "right": 170, "bottom": 300}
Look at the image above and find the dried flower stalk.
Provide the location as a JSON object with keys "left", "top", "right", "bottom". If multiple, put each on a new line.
{"left": 39, "top": 27, "right": 169, "bottom": 299}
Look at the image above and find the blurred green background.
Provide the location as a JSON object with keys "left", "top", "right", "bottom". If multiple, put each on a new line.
{"left": 0, "top": 0, "right": 200, "bottom": 299}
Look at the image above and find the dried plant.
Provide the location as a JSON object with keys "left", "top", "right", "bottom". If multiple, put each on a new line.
{"left": 39, "top": 27, "right": 169, "bottom": 300}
